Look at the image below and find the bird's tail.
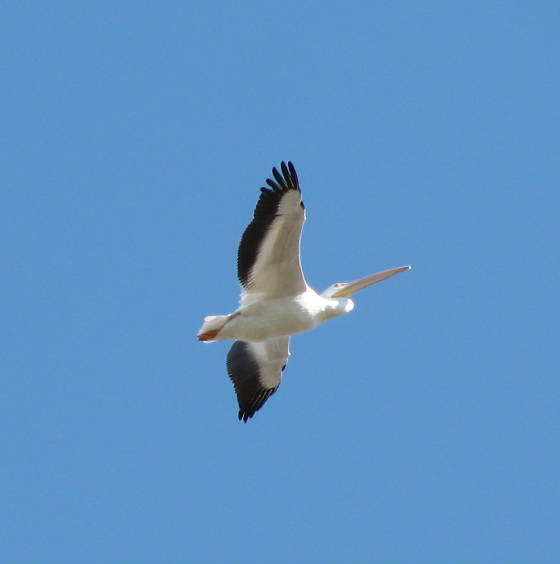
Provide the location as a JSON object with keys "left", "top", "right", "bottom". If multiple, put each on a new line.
{"left": 197, "top": 315, "right": 230, "bottom": 342}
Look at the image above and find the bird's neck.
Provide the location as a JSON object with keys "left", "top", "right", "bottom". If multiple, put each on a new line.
{"left": 320, "top": 297, "right": 355, "bottom": 322}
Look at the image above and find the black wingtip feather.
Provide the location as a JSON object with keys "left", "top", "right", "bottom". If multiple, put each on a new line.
{"left": 272, "top": 166, "right": 288, "bottom": 190}
{"left": 265, "top": 177, "right": 281, "bottom": 191}
{"left": 281, "top": 162, "right": 294, "bottom": 189}
{"left": 287, "top": 161, "right": 298, "bottom": 188}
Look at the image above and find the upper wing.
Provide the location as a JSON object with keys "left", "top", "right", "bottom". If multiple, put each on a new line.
{"left": 226, "top": 337, "right": 290, "bottom": 422}
{"left": 237, "top": 162, "right": 307, "bottom": 299}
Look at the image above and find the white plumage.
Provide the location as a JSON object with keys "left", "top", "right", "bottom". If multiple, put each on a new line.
{"left": 198, "top": 161, "right": 410, "bottom": 422}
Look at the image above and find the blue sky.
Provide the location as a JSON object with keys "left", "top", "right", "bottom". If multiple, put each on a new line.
{"left": 2, "top": 2, "right": 559, "bottom": 563}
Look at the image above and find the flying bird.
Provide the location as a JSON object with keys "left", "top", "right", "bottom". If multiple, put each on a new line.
{"left": 198, "top": 162, "right": 410, "bottom": 422}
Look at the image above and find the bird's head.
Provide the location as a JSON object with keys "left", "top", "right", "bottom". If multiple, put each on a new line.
{"left": 321, "top": 265, "right": 411, "bottom": 298}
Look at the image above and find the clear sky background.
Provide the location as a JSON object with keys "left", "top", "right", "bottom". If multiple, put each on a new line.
{"left": 2, "top": 2, "right": 559, "bottom": 563}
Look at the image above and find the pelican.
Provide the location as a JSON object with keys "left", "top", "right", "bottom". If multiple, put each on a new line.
{"left": 198, "top": 161, "right": 410, "bottom": 422}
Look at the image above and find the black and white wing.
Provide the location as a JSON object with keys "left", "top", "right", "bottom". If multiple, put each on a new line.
{"left": 237, "top": 162, "right": 307, "bottom": 299}
{"left": 226, "top": 337, "right": 290, "bottom": 422}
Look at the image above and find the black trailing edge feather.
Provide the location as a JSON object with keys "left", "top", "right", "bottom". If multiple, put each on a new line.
{"left": 237, "top": 161, "right": 303, "bottom": 288}
{"left": 226, "top": 341, "right": 279, "bottom": 422}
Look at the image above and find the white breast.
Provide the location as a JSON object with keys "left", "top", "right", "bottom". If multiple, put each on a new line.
{"left": 221, "top": 288, "right": 345, "bottom": 342}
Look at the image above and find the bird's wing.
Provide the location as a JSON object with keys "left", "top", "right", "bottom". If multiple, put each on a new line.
{"left": 226, "top": 337, "right": 290, "bottom": 422}
{"left": 237, "top": 161, "right": 307, "bottom": 300}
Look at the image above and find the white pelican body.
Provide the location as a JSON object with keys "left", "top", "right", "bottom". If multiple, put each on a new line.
{"left": 198, "top": 162, "right": 410, "bottom": 422}
{"left": 205, "top": 290, "right": 353, "bottom": 343}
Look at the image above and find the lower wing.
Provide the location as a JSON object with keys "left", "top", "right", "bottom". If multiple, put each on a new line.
{"left": 226, "top": 337, "right": 290, "bottom": 422}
